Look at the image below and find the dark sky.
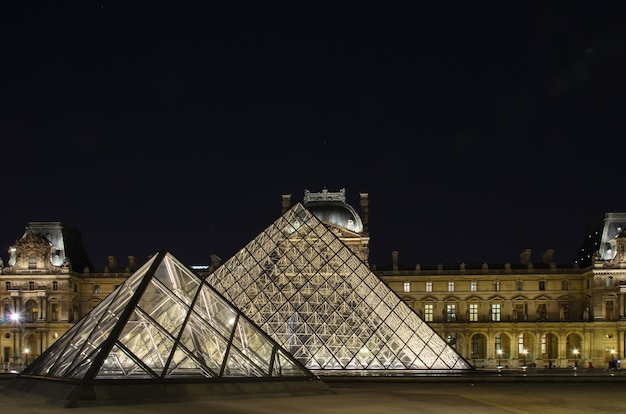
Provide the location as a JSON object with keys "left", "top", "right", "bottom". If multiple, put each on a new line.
{"left": 2, "top": 2, "right": 626, "bottom": 270}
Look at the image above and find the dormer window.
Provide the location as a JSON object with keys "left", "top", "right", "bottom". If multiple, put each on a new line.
{"left": 28, "top": 256, "right": 37, "bottom": 269}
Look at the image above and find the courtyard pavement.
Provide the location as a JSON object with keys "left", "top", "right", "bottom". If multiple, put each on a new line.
{"left": 3, "top": 370, "right": 626, "bottom": 413}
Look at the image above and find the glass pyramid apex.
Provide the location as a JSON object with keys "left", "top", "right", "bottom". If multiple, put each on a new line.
{"left": 22, "top": 250, "right": 315, "bottom": 381}
{"left": 206, "top": 202, "right": 472, "bottom": 373}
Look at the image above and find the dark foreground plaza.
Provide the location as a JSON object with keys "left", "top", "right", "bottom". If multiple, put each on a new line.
{"left": 3, "top": 372, "right": 626, "bottom": 414}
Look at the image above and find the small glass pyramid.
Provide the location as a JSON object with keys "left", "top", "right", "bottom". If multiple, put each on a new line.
{"left": 206, "top": 203, "right": 472, "bottom": 373}
{"left": 22, "top": 250, "right": 314, "bottom": 380}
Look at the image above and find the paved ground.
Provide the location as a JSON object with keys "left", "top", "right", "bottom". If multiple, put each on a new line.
{"left": 3, "top": 378, "right": 626, "bottom": 414}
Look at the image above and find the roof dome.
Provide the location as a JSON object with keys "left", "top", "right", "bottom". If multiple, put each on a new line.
{"left": 303, "top": 189, "right": 363, "bottom": 233}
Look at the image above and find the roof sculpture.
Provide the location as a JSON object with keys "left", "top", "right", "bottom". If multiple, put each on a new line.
{"left": 206, "top": 202, "right": 472, "bottom": 374}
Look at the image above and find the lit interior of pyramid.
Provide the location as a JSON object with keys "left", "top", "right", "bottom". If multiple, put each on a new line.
{"left": 206, "top": 203, "right": 471, "bottom": 372}
{"left": 21, "top": 252, "right": 312, "bottom": 380}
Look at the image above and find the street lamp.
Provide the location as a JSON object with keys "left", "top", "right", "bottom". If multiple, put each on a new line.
{"left": 10, "top": 313, "right": 21, "bottom": 369}
{"left": 497, "top": 349, "right": 503, "bottom": 368}
{"left": 611, "top": 349, "right": 616, "bottom": 369}
{"left": 572, "top": 349, "right": 580, "bottom": 368}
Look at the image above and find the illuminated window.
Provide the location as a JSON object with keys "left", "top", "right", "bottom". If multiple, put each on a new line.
{"left": 469, "top": 303, "right": 478, "bottom": 322}
{"left": 94, "top": 285, "right": 100, "bottom": 294}
{"left": 3, "top": 304, "right": 10, "bottom": 322}
{"left": 425, "top": 282, "right": 432, "bottom": 292}
{"left": 562, "top": 280, "right": 568, "bottom": 291}
{"left": 491, "top": 303, "right": 501, "bottom": 321}
{"left": 446, "top": 304, "right": 456, "bottom": 321}
{"left": 494, "top": 281, "right": 500, "bottom": 292}
{"left": 470, "top": 281, "right": 477, "bottom": 292}
{"left": 424, "top": 304, "right": 433, "bottom": 322}
{"left": 448, "top": 282, "right": 455, "bottom": 292}
{"left": 403, "top": 282, "right": 410, "bottom": 293}
{"left": 495, "top": 334, "right": 501, "bottom": 353}
{"left": 518, "top": 333, "right": 525, "bottom": 354}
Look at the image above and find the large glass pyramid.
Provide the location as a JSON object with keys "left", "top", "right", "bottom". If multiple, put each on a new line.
{"left": 22, "top": 250, "right": 314, "bottom": 381}
{"left": 206, "top": 203, "right": 472, "bottom": 373}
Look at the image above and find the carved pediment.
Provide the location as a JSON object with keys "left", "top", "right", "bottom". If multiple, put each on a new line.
{"left": 7, "top": 231, "right": 56, "bottom": 271}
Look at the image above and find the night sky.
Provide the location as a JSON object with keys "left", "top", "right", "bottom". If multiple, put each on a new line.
{"left": 2, "top": 2, "right": 626, "bottom": 270}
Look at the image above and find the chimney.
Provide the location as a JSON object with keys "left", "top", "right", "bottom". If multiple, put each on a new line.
{"left": 519, "top": 249, "right": 532, "bottom": 265}
{"left": 542, "top": 249, "right": 554, "bottom": 265}
{"left": 281, "top": 194, "right": 292, "bottom": 213}
{"left": 107, "top": 256, "right": 118, "bottom": 271}
{"left": 359, "top": 193, "right": 369, "bottom": 233}
{"left": 392, "top": 250, "right": 399, "bottom": 271}
{"left": 210, "top": 254, "right": 221, "bottom": 271}
{"left": 127, "top": 255, "right": 137, "bottom": 272}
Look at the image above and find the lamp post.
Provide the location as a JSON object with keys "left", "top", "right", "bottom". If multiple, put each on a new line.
{"left": 611, "top": 349, "right": 616, "bottom": 369}
{"left": 497, "top": 349, "right": 503, "bottom": 368}
{"left": 10, "top": 313, "right": 21, "bottom": 370}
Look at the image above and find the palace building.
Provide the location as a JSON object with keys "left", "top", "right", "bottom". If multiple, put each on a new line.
{"left": 1, "top": 192, "right": 625, "bottom": 372}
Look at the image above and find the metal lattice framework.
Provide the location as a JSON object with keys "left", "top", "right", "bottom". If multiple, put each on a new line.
{"left": 22, "top": 251, "right": 313, "bottom": 380}
{"left": 206, "top": 203, "right": 472, "bottom": 373}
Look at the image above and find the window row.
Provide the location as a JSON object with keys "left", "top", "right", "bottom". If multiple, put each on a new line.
{"left": 403, "top": 280, "right": 569, "bottom": 293}
{"left": 5, "top": 281, "right": 60, "bottom": 291}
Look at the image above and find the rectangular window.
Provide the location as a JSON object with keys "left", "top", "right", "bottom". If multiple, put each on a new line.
{"left": 495, "top": 334, "right": 502, "bottom": 353}
{"left": 537, "top": 303, "right": 547, "bottom": 320}
{"left": 470, "top": 281, "right": 477, "bottom": 292}
{"left": 93, "top": 285, "right": 100, "bottom": 294}
{"left": 3, "top": 304, "right": 10, "bottom": 323}
{"left": 469, "top": 303, "right": 478, "bottom": 322}
{"left": 517, "top": 280, "right": 523, "bottom": 291}
{"left": 448, "top": 282, "right": 455, "bottom": 292}
{"left": 52, "top": 281, "right": 58, "bottom": 291}
{"left": 514, "top": 303, "right": 525, "bottom": 321}
{"left": 424, "top": 304, "right": 433, "bottom": 322}
{"left": 518, "top": 333, "right": 525, "bottom": 354}
{"left": 403, "top": 282, "right": 410, "bottom": 293}
{"left": 491, "top": 303, "right": 501, "bottom": 321}
{"left": 5, "top": 282, "right": 10, "bottom": 291}
{"left": 51, "top": 304, "right": 58, "bottom": 322}
{"left": 539, "top": 281, "right": 545, "bottom": 291}
{"left": 494, "top": 281, "right": 500, "bottom": 292}
{"left": 28, "top": 256, "right": 37, "bottom": 269}
{"left": 28, "top": 281, "right": 35, "bottom": 290}
{"left": 425, "top": 282, "right": 432, "bottom": 292}
{"left": 606, "top": 301, "right": 615, "bottom": 320}
{"left": 446, "top": 304, "right": 456, "bottom": 321}
{"left": 562, "top": 280, "right": 568, "bottom": 291}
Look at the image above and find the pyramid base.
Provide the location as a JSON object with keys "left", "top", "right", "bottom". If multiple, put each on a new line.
{"left": 8, "top": 375, "right": 334, "bottom": 408}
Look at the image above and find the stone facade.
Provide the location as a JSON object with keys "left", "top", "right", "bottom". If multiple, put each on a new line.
{"left": 2, "top": 203, "right": 626, "bottom": 372}
{"left": 0, "top": 226, "right": 129, "bottom": 369}
{"left": 376, "top": 244, "right": 626, "bottom": 370}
